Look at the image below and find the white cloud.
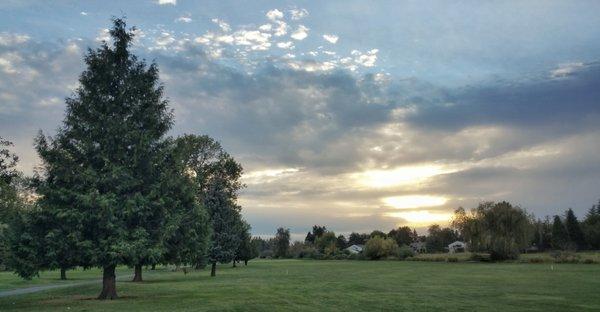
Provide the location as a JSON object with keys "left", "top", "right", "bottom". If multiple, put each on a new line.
{"left": 287, "top": 60, "right": 336, "bottom": 72}
{"left": 266, "top": 9, "right": 284, "bottom": 21}
{"left": 211, "top": 18, "right": 231, "bottom": 32}
{"left": 95, "top": 28, "right": 110, "bottom": 42}
{"left": 259, "top": 24, "right": 272, "bottom": 31}
{"left": 323, "top": 34, "right": 338, "bottom": 44}
{"left": 291, "top": 25, "right": 309, "bottom": 40}
{"left": 289, "top": 8, "right": 308, "bottom": 20}
{"left": 80, "top": 11, "right": 88, "bottom": 16}
{"left": 274, "top": 21, "right": 288, "bottom": 37}
{"left": 153, "top": 32, "right": 176, "bottom": 48}
{"left": 354, "top": 49, "right": 378, "bottom": 67}
{"left": 0, "top": 33, "right": 30, "bottom": 46}
{"left": 176, "top": 15, "right": 192, "bottom": 23}
{"left": 277, "top": 41, "right": 294, "bottom": 49}
{"left": 157, "top": 0, "right": 176, "bottom": 5}
{"left": 233, "top": 30, "right": 271, "bottom": 50}
{"left": 550, "top": 62, "right": 585, "bottom": 78}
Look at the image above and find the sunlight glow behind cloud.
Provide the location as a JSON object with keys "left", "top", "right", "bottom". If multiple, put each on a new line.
{"left": 385, "top": 211, "right": 453, "bottom": 225}
{"left": 383, "top": 195, "right": 448, "bottom": 209}
{"left": 354, "top": 164, "right": 455, "bottom": 188}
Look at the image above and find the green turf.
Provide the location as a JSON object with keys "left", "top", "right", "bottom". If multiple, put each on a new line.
{"left": 0, "top": 260, "right": 599, "bottom": 311}
{"left": 0, "top": 267, "right": 134, "bottom": 291}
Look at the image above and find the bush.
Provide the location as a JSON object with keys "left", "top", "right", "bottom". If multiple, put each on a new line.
{"left": 551, "top": 251, "right": 580, "bottom": 263}
{"left": 469, "top": 253, "right": 491, "bottom": 262}
{"left": 259, "top": 250, "right": 273, "bottom": 259}
{"left": 447, "top": 257, "right": 458, "bottom": 262}
{"left": 397, "top": 245, "right": 415, "bottom": 260}
{"left": 364, "top": 236, "right": 399, "bottom": 260}
{"left": 528, "top": 257, "right": 545, "bottom": 263}
{"left": 583, "top": 258, "right": 596, "bottom": 264}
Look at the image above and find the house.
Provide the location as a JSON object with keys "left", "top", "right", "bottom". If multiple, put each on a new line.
{"left": 448, "top": 241, "right": 467, "bottom": 253}
{"left": 345, "top": 244, "right": 364, "bottom": 254}
{"left": 410, "top": 241, "right": 427, "bottom": 253}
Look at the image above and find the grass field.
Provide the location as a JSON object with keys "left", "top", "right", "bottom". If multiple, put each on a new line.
{"left": 0, "top": 260, "right": 599, "bottom": 311}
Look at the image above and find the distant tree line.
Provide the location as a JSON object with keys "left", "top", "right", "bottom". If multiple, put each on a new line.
{"left": 259, "top": 201, "right": 600, "bottom": 262}
{"left": 0, "top": 19, "right": 256, "bottom": 300}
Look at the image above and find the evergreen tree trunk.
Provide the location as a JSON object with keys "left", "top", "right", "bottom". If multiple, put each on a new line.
{"left": 151, "top": 263, "right": 156, "bottom": 270}
{"left": 98, "top": 265, "right": 118, "bottom": 300}
{"left": 232, "top": 260, "right": 236, "bottom": 268}
{"left": 210, "top": 262, "right": 216, "bottom": 277}
{"left": 132, "top": 264, "right": 143, "bottom": 282}
{"left": 244, "top": 260, "right": 248, "bottom": 266}
{"left": 60, "top": 268, "right": 67, "bottom": 280}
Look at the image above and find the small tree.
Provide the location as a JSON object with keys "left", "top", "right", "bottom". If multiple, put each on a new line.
{"left": 336, "top": 235, "right": 347, "bottom": 250}
{"left": 234, "top": 220, "right": 255, "bottom": 266}
{"left": 426, "top": 224, "right": 458, "bottom": 252}
{"left": 364, "top": 236, "right": 399, "bottom": 260}
{"left": 452, "top": 201, "right": 534, "bottom": 260}
{"left": 388, "top": 226, "right": 416, "bottom": 247}
{"left": 273, "top": 227, "right": 290, "bottom": 258}
{"left": 315, "top": 232, "right": 337, "bottom": 254}
{"left": 348, "top": 232, "right": 369, "bottom": 245}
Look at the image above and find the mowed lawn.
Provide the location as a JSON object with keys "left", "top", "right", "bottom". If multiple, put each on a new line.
{"left": 0, "top": 260, "right": 599, "bottom": 311}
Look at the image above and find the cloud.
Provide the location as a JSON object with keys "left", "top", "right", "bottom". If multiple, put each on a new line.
{"left": 289, "top": 8, "right": 308, "bottom": 20}
{"left": 352, "top": 49, "right": 378, "bottom": 67}
{"left": 211, "top": 18, "right": 231, "bottom": 32}
{"left": 80, "top": 11, "right": 88, "bottom": 16}
{"left": 176, "top": 15, "right": 192, "bottom": 23}
{"left": 276, "top": 41, "right": 294, "bottom": 49}
{"left": 95, "top": 28, "right": 110, "bottom": 42}
{"left": 291, "top": 25, "right": 309, "bottom": 40}
{"left": 266, "top": 9, "right": 284, "bottom": 21}
{"left": 0, "top": 32, "right": 30, "bottom": 46}
{"left": 157, "top": 0, "right": 176, "bottom": 5}
{"left": 3, "top": 27, "right": 600, "bottom": 238}
{"left": 550, "top": 62, "right": 585, "bottom": 78}
{"left": 323, "top": 34, "right": 338, "bottom": 44}
{"left": 406, "top": 62, "right": 600, "bottom": 132}
{"left": 273, "top": 21, "right": 288, "bottom": 37}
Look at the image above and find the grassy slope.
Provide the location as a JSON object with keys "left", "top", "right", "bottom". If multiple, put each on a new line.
{"left": 0, "top": 260, "right": 599, "bottom": 311}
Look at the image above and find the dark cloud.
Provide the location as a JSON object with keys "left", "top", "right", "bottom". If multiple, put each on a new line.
{"left": 407, "top": 62, "right": 600, "bottom": 133}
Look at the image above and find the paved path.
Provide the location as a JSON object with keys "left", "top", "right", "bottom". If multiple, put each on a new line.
{"left": 0, "top": 274, "right": 134, "bottom": 298}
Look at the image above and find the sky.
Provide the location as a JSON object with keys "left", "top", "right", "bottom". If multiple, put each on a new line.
{"left": 1, "top": 1, "right": 600, "bottom": 240}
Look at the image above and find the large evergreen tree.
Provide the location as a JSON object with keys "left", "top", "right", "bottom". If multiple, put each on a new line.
{"left": 564, "top": 208, "right": 586, "bottom": 250}
{"left": 34, "top": 18, "right": 174, "bottom": 299}
{"left": 551, "top": 215, "right": 569, "bottom": 250}
{"left": 583, "top": 201, "right": 600, "bottom": 249}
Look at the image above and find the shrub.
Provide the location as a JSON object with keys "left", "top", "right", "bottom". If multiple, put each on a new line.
{"left": 259, "top": 250, "right": 273, "bottom": 259}
{"left": 551, "top": 251, "right": 580, "bottom": 263}
{"left": 583, "top": 259, "right": 596, "bottom": 264}
{"left": 469, "top": 253, "right": 491, "bottom": 262}
{"left": 447, "top": 257, "right": 458, "bottom": 262}
{"left": 397, "top": 245, "right": 415, "bottom": 260}
{"left": 528, "top": 257, "right": 545, "bottom": 263}
{"left": 364, "top": 236, "right": 399, "bottom": 260}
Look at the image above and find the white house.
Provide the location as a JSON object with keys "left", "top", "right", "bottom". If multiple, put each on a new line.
{"left": 345, "top": 244, "right": 364, "bottom": 254}
{"left": 448, "top": 241, "right": 467, "bottom": 253}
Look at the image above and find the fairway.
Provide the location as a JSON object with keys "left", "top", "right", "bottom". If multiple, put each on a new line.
{"left": 0, "top": 260, "right": 598, "bottom": 311}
